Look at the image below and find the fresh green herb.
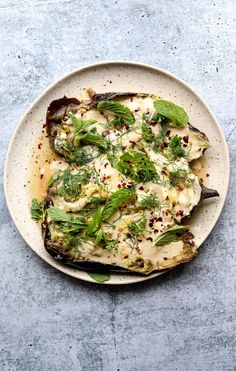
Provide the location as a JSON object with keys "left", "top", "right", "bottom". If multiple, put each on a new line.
{"left": 94, "top": 228, "right": 116, "bottom": 250}
{"left": 154, "top": 100, "right": 189, "bottom": 127}
{"left": 109, "top": 117, "right": 125, "bottom": 129}
{"left": 116, "top": 150, "right": 158, "bottom": 183}
{"left": 31, "top": 199, "right": 45, "bottom": 221}
{"left": 87, "top": 207, "right": 102, "bottom": 235}
{"left": 128, "top": 217, "right": 147, "bottom": 236}
{"left": 48, "top": 173, "right": 59, "bottom": 186}
{"left": 70, "top": 115, "right": 96, "bottom": 133}
{"left": 169, "top": 169, "right": 188, "bottom": 187}
{"left": 169, "top": 135, "right": 185, "bottom": 158}
{"left": 47, "top": 208, "right": 71, "bottom": 222}
{"left": 87, "top": 272, "right": 110, "bottom": 283}
{"left": 61, "top": 219, "right": 88, "bottom": 234}
{"left": 47, "top": 207, "right": 88, "bottom": 233}
{"left": 155, "top": 122, "right": 170, "bottom": 144}
{"left": 97, "top": 101, "right": 135, "bottom": 124}
{"left": 102, "top": 189, "right": 135, "bottom": 221}
{"left": 59, "top": 142, "right": 94, "bottom": 165}
{"left": 154, "top": 225, "right": 190, "bottom": 246}
{"left": 57, "top": 168, "right": 88, "bottom": 198}
{"left": 151, "top": 112, "right": 170, "bottom": 124}
{"left": 141, "top": 122, "right": 155, "bottom": 142}
{"left": 140, "top": 194, "right": 161, "bottom": 210}
{"left": 75, "top": 133, "right": 108, "bottom": 149}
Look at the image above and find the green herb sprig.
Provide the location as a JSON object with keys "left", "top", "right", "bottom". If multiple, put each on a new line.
{"left": 154, "top": 225, "right": 190, "bottom": 246}
{"left": 97, "top": 101, "right": 135, "bottom": 124}
{"left": 154, "top": 100, "right": 189, "bottom": 127}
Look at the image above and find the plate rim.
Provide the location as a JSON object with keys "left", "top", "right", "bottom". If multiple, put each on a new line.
{"left": 4, "top": 60, "right": 230, "bottom": 285}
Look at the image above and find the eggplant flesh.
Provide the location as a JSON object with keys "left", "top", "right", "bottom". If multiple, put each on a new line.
{"left": 41, "top": 91, "right": 219, "bottom": 275}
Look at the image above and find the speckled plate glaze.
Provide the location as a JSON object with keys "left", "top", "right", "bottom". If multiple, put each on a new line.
{"left": 4, "top": 61, "right": 229, "bottom": 285}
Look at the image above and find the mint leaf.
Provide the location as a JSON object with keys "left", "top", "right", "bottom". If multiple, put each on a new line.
{"left": 154, "top": 225, "right": 190, "bottom": 246}
{"left": 70, "top": 115, "right": 96, "bottom": 133}
{"left": 102, "top": 189, "right": 135, "bottom": 221}
{"left": 87, "top": 207, "right": 102, "bottom": 234}
{"left": 77, "top": 133, "right": 108, "bottom": 149}
{"left": 31, "top": 199, "right": 45, "bottom": 221}
{"left": 116, "top": 150, "right": 158, "bottom": 183}
{"left": 97, "top": 101, "right": 135, "bottom": 124}
{"left": 87, "top": 272, "right": 110, "bottom": 283}
{"left": 47, "top": 208, "right": 71, "bottom": 222}
{"left": 154, "top": 100, "right": 188, "bottom": 127}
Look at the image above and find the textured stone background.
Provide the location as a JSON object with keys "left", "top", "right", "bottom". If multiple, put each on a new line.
{"left": 0, "top": 1, "right": 235, "bottom": 370}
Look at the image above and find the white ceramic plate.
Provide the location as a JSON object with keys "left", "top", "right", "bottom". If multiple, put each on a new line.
{"left": 4, "top": 61, "right": 229, "bottom": 284}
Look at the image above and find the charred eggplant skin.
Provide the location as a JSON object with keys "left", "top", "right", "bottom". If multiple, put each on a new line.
{"left": 200, "top": 182, "right": 219, "bottom": 200}
{"left": 91, "top": 92, "right": 136, "bottom": 105}
{"left": 46, "top": 96, "right": 80, "bottom": 150}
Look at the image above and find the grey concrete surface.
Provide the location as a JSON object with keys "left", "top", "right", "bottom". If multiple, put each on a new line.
{"left": 0, "top": 0, "right": 235, "bottom": 370}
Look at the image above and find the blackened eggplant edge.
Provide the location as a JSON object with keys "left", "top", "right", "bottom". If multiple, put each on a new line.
{"left": 46, "top": 96, "right": 80, "bottom": 150}
{"left": 200, "top": 182, "right": 219, "bottom": 200}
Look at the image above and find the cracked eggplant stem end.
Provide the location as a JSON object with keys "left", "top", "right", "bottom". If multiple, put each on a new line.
{"left": 200, "top": 182, "right": 219, "bottom": 201}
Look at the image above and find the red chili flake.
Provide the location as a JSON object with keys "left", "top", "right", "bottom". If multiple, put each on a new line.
{"left": 102, "top": 130, "right": 110, "bottom": 137}
{"left": 121, "top": 145, "right": 127, "bottom": 150}
{"left": 127, "top": 233, "right": 132, "bottom": 238}
{"left": 150, "top": 218, "right": 154, "bottom": 223}
{"left": 38, "top": 143, "right": 42, "bottom": 150}
{"left": 183, "top": 144, "right": 188, "bottom": 147}
{"left": 156, "top": 217, "right": 163, "bottom": 222}
{"left": 149, "top": 222, "right": 154, "bottom": 228}
{"left": 183, "top": 135, "right": 189, "bottom": 143}
{"left": 121, "top": 182, "right": 127, "bottom": 187}
{"left": 146, "top": 110, "right": 150, "bottom": 115}
{"left": 124, "top": 255, "right": 129, "bottom": 259}
{"left": 125, "top": 125, "right": 130, "bottom": 131}
{"left": 206, "top": 173, "right": 210, "bottom": 177}
{"left": 139, "top": 186, "right": 144, "bottom": 190}
{"left": 154, "top": 229, "right": 159, "bottom": 234}
{"left": 130, "top": 97, "right": 133, "bottom": 102}
{"left": 146, "top": 237, "right": 153, "bottom": 242}
{"left": 104, "top": 162, "right": 109, "bottom": 168}
{"left": 166, "top": 130, "right": 171, "bottom": 137}
{"left": 176, "top": 210, "right": 184, "bottom": 217}
{"left": 134, "top": 108, "right": 139, "bottom": 112}
{"left": 161, "top": 170, "right": 167, "bottom": 176}
{"left": 129, "top": 140, "right": 136, "bottom": 146}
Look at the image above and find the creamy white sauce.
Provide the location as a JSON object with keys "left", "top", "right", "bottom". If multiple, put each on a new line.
{"left": 46, "top": 92, "right": 208, "bottom": 273}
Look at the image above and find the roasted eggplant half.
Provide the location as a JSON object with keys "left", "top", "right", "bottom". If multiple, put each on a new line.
{"left": 31, "top": 90, "right": 219, "bottom": 275}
